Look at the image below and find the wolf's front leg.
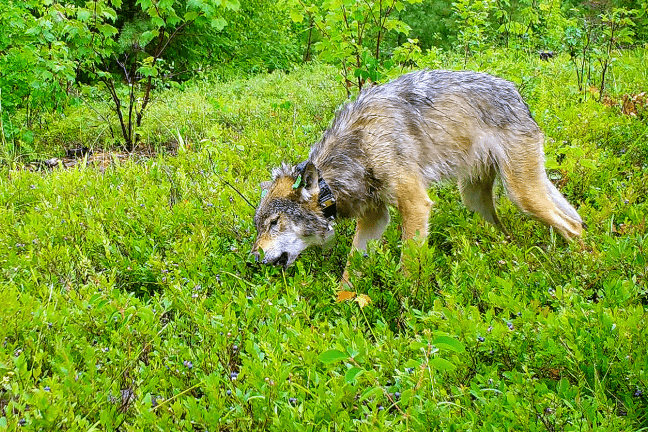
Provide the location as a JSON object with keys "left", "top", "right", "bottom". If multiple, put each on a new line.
{"left": 392, "top": 179, "right": 434, "bottom": 279}
{"left": 396, "top": 179, "right": 433, "bottom": 243}
{"left": 341, "top": 204, "right": 390, "bottom": 287}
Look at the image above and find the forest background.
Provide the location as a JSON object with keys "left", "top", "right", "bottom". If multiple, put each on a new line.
{"left": 1, "top": 0, "right": 646, "bottom": 153}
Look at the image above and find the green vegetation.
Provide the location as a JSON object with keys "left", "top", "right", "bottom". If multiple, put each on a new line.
{"left": 1, "top": 0, "right": 647, "bottom": 429}
{"left": 1, "top": 52, "right": 647, "bottom": 429}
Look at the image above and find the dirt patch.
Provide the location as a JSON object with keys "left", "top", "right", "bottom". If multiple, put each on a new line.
{"left": 26, "top": 143, "right": 176, "bottom": 172}
{"left": 600, "top": 91, "right": 647, "bottom": 118}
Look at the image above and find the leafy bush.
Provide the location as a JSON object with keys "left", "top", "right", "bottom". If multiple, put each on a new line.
{"left": 287, "top": 0, "right": 423, "bottom": 95}
{"left": 0, "top": 0, "right": 241, "bottom": 152}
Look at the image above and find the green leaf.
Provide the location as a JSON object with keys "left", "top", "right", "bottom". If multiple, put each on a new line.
{"left": 140, "top": 30, "right": 158, "bottom": 46}
{"left": 404, "top": 358, "right": 421, "bottom": 369}
{"left": 556, "top": 378, "right": 570, "bottom": 395}
{"left": 210, "top": 17, "right": 227, "bottom": 30}
{"left": 138, "top": 65, "right": 158, "bottom": 77}
{"left": 184, "top": 11, "right": 200, "bottom": 21}
{"left": 567, "top": 146, "right": 585, "bottom": 158}
{"left": 433, "top": 336, "right": 465, "bottom": 353}
{"left": 224, "top": 0, "right": 240, "bottom": 10}
{"left": 290, "top": 9, "right": 304, "bottom": 23}
{"left": 429, "top": 357, "right": 456, "bottom": 372}
{"left": 318, "top": 349, "right": 348, "bottom": 364}
{"left": 359, "top": 386, "right": 382, "bottom": 401}
{"left": 97, "top": 24, "right": 118, "bottom": 37}
{"left": 345, "top": 366, "right": 364, "bottom": 383}
{"left": 410, "top": 341, "right": 427, "bottom": 351}
{"left": 400, "top": 389, "right": 413, "bottom": 405}
{"left": 77, "top": 10, "right": 91, "bottom": 21}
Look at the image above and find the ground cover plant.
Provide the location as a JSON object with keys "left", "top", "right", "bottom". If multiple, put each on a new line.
{"left": 0, "top": 49, "right": 647, "bottom": 430}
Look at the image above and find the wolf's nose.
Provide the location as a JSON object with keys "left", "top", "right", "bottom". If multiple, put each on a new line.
{"left": 276, "top": 252, "right": 289, "bottom": 267}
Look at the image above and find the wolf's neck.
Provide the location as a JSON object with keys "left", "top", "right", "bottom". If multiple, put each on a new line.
{"left": 309, "top": 141, "right": 378, "bottom": 219}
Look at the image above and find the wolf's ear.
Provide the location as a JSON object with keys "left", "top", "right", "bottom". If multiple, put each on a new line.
{"left": 300, "top": 161, "right": 320, "bottom": 200}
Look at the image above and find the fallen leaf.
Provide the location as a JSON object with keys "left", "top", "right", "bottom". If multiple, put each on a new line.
{"left": 355, "top": 294, "right": 372, "bottom": 308}
{"left": 601, "top": 95, "right": 614, "bottom": 107}
{"left": 336, "top": 290, "right": 356, "bottom": 302}
{"left": 622, "top": 94, "right": 637, "bottom": 116}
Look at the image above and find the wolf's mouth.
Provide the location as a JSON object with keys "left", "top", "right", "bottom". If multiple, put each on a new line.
{"left": 275, "top": 252, "right": 290, "bottom": 268}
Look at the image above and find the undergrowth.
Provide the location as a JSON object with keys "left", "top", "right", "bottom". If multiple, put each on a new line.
{"left": 0, "top": 51, "right": 647, "bottom": 430}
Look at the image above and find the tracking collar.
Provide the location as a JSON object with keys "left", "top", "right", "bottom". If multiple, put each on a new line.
{"left": 295, "top": 161, "right": 337, "bottom": 219}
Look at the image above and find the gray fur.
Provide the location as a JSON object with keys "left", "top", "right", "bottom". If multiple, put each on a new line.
{"left": 310, "top": 70, "right": 540, "bottom": 217}
{"left": 252, "top": 70, "right": 583, "bottom": 270}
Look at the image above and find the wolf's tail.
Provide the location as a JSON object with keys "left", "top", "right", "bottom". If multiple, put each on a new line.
{"left": 545, "top": 178, "right": 583, "bottom": 226}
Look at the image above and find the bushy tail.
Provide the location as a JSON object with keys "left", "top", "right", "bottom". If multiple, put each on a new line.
{"left": 545, "top": 178, "right": 582, "bottom": 225}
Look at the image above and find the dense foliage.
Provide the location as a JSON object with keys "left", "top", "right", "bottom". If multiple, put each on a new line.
{"left": 0, "top": 0, "right": 647, "bottom": 429}
{"left": 1, "top": 48, "right": 648, "bottom": 428}
{"left": 0, "top": 0, "right": 242, "bottom": 150}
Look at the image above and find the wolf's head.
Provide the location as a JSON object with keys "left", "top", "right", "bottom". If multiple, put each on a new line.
{"left": 251, "top": 161, "right": 334, "bottom": 267}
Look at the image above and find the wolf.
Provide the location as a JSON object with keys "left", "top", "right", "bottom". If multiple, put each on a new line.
{"left": 251, "top": 70, "right": 583, "bottom": 279}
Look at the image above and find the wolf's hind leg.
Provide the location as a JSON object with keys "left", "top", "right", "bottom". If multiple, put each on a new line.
{"left": 459, "top": 165, "right": 509, "bottom": 236}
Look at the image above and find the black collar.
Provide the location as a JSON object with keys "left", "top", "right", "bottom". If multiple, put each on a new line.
{"left": 295, "top": 161, "right": 337, "bottom": 219}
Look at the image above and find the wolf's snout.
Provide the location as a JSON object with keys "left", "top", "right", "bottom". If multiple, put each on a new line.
{"left": 275, "top": 252, "right": 289, "bottom": 268}
{"left": 250, "top": 245, "right": 290, "bottom": 268}
{"left": 256, "top": 251, "right": 290, "bottom": 268}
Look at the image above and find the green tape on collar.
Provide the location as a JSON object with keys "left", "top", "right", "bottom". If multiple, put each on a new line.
{"left": 292, "top": 175, "right": 302, "bottom": 189}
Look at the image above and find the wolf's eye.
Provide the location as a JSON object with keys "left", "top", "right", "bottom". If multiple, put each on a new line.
{"left": 269, "top": 217, "right": 279, "bottom": 229}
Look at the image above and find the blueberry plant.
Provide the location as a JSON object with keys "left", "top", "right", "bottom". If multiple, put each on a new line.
{"left": 0, "top": 56, "right": 647, "bottom": 428}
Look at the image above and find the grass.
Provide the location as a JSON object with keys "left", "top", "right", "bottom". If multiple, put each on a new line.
{"left": 0, "top": 53, "right": 647, "bottom": 430}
